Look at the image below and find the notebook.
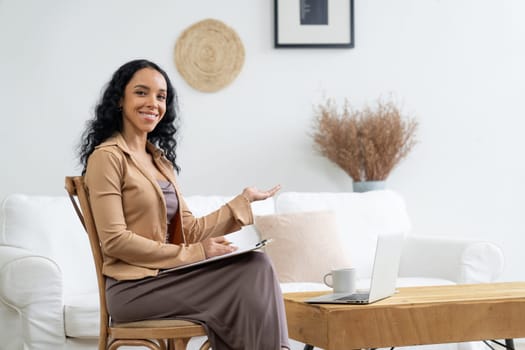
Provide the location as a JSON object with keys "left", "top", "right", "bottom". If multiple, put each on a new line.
{"left": 159, "top": 238, "right": 272, "bottom": 273}
{"left": 306, "top": 232, "right": 404, "bottom": 304}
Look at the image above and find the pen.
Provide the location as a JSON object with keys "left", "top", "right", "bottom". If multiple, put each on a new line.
{"left": 256, "top": 238, "right": 273, "bottom": 248}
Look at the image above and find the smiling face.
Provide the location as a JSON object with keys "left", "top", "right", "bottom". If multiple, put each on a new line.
{"left": 120, "top": 67, "right": 168, "bottom": 137}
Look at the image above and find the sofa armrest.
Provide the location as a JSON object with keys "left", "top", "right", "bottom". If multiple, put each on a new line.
{"left": 0, "top": 245, "right": 66, "bottom": 349}
{"left": 399, "top": 235, "right": 504, "bottom": 283}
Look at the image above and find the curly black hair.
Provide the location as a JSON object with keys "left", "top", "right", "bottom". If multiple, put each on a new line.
{"left": 78, "top": 59, "right": 180, "bottom": 175}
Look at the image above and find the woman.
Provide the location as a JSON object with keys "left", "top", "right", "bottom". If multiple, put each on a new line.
{"left": 78, "top": 59, "right": 290, "bottom": 350}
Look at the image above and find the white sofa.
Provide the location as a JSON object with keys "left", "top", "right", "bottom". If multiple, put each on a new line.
{"left": 0, "top": 190, "right": 504, "bottom": 350}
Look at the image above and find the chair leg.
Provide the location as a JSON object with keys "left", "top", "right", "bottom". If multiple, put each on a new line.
{"left": 174, "top": 338, "right": 191, "bottom": 350}
{"left": 158, "top": 339, "right": 168, "bottom": 350}
{"left": 99, "top": 334, "right": 109, "bottom": 350}
{"left": 199, "top": 339, "right": 211, "bottom": 350}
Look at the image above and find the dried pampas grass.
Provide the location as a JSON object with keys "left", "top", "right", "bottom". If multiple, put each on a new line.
{"left": 312, "top": 98, "right": 418, "bottom": 182}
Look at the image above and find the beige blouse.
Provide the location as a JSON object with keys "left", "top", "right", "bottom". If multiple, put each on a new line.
{"left": 84, "top": 133, "right": 253, "bottom": 281}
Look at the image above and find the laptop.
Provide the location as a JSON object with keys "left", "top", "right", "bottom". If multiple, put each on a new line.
{"left": 306, "top": 232, "right": 404, "bottom": 304}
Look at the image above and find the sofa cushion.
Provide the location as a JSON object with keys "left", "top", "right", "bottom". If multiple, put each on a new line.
{"left": 254, "top": 211, "right": 352, "bottom": 283}
{"left": 274, "top": 191, "right": 411, "bottom": 278}
{"left": 64, "top": 293, "right": 99, "bottom": 338}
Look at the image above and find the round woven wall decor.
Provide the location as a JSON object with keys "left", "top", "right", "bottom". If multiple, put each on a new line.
{"left": 174, "top": 19, "right": 245, "bottom": 93}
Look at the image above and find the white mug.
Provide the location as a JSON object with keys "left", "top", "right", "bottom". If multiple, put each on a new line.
{"left": 323, "top": 268, "right": 357, "bottom": 294}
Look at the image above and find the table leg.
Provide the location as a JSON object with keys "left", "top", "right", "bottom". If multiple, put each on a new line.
{"left": 488, "top": 339, "right": 516, "bottom": 349}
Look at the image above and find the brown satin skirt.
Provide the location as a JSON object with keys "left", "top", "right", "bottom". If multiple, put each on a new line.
{"left": 106, "top": 251, "right": 290, "bottom": 350}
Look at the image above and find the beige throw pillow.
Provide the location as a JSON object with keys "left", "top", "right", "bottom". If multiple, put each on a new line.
{"left": 254, "top": 211, "right": 352, "bottom": 283}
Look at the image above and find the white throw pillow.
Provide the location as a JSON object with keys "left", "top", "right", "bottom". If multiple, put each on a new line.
{"left": 254, "top": 211, "right": 352, "bottom": 283}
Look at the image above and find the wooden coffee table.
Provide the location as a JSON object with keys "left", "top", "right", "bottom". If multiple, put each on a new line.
{"left": 284, "top": 282, "right": 525, "bottom": 350}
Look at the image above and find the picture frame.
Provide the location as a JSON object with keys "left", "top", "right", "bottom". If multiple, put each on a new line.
{"left": 274, "top": 0, "right": 354, "bottom": 48}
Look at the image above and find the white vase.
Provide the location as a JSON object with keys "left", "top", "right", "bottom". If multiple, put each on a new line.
{"left": 352, "top": 181, "right": 386, "bottom": 192}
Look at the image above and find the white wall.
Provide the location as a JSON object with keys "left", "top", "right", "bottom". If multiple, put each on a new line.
{"left": 1, "top": 0, "right": 524, "bottom": 282}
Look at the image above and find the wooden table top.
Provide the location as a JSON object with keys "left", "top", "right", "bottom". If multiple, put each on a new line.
{"left": 284, "top": 282, "right": 525, "bottom": 307}
{"left": 283, "top": 282, "right": 525, "bottom": 350}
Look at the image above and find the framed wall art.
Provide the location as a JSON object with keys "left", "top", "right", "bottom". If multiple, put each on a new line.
{"left": 274, "top": 0, "right": 354, "bottom": 48}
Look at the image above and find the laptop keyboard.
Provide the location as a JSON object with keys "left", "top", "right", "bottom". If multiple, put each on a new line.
{"left": 335, "top": 293, "right": 370, "bottom": 302}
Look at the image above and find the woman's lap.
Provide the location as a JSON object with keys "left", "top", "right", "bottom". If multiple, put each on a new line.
{"left": 106, "top": 251, "right": 289, "bottom": 350}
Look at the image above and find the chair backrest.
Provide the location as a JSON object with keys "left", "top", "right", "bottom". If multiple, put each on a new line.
{"left": 65, "top": 176, "right": 109, "bottom": 347}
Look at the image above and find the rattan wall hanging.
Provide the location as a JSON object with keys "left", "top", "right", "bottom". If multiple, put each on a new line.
{"left": 174, "top": 19, "right": 245, "bottom": 93}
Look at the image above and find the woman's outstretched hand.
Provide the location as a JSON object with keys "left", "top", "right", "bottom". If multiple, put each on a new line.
{"left": 202, "top": 236, "right": 238, "bottom": 258}
{"left": 241, "top": 184, "right": 281, "bottom": 203}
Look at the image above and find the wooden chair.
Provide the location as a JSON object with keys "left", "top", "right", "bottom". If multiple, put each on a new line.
{"left": 65, "top": 176, "right": 210, "bottom": 350}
